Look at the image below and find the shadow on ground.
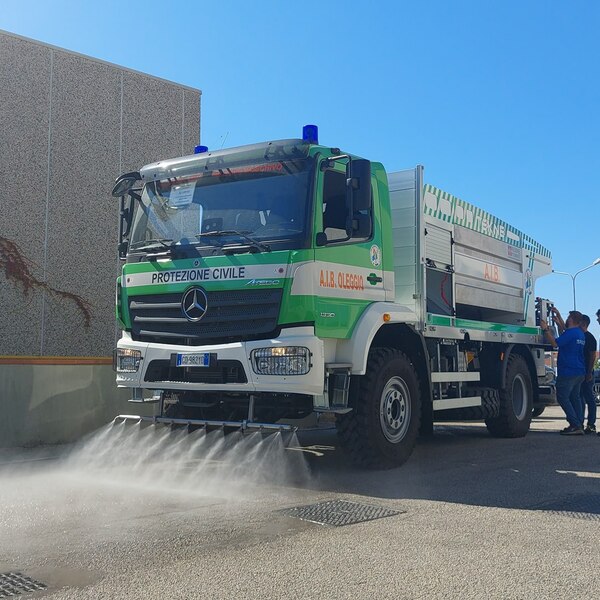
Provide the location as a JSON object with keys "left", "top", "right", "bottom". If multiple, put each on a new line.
{"left": 293, "top": 415, "right": 600, "bottom": 515}
{"left": 1, "top": 408, "right": 598, "bottom": 522}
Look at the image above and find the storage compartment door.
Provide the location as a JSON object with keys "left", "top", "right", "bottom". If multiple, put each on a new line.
{"left": 425, "top": 224, "right": 454, "bottom": 316}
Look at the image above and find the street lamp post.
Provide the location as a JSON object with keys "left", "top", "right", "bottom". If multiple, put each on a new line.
{"left": 552, "top": 258, "right": 600, "bottom": 310}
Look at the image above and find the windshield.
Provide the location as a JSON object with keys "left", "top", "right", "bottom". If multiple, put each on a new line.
{"left": 129, "top": 158, "right": 313, "bottom": 253}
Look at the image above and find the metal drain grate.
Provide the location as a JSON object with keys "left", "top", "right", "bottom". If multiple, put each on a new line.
{"left": 279, "top": 499, "right": 403, "bottom": 527}
{"left": 0, "top": 573, "right": 47, "bottom": 598}
{"left": 534, "top": 494, "right": 600, "bottom": 521}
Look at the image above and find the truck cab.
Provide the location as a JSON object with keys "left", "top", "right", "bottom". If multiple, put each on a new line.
{"left": 113, "top": 126, "right": 552, "bottom": 468}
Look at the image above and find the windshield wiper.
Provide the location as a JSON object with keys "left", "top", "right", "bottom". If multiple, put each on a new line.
{"left": 196, "top": 230, "right": 271, "bottom": 252}
{"left": 192, "top": 233, "right": 227, "bottom": 248}
{"left": 130, "top": 238, "right": 177, "bottom": 260}
{"left": 132, "top": 238, "right": 174, "bottom": 251}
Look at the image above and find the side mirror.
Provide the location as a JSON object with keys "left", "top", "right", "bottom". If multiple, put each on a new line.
{"left": 352, "top": 213, "right": 372, "bottom": 239}
{"left": 346, "top": 159, "right": 372, "bottom": 211}
{"left": 316, "top": 232, "right": 328, "bottom": 247}
{"left": 112, "top": 171, "right": 141, "bottom": 197}
{"left": 118, "top": 241, "right": 129, "bottom": 259}
{"left": 121, "top": 200, "right": 133, "bottom": 238}
{"left": 118, "top": 196, "right": 134, "bottom": 259}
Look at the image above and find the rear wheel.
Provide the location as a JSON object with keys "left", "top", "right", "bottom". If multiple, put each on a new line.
{"left": 532, "top": 406, "right": 545, "bottom": 418}
{"left": 485, "top": 354, "right": 533, "bottom": 437}
{"left": 336, "top": 348, "right": 421, "bottom": 469}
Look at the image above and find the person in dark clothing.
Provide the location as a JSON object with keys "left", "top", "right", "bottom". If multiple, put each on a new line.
{"left": 540, "top": 308, "right": 586, "bottom": 435}
{"left": 580, "top": 315, "right": 597, "bottom": 433}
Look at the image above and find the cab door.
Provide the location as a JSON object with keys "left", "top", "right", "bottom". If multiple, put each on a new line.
{"left": 313, "top": 159, "right": 385, "bottom": 338}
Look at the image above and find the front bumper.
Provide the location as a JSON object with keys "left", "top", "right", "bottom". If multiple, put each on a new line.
{"left": 116, "top": 326, "right": 324, "bottom": 397}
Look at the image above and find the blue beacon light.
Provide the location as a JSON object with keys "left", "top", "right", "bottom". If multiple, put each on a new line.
{"left": 302, "top": 124, "right": 318, "bottom": 144}
{"left": 194, "top": 145, "right": 209, "bottom": 154}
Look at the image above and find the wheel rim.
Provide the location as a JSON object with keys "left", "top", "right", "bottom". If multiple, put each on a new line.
{"left": 379, "top": 376, "right": 411, "bottom": 443}
{"left": 512, "top": 374, "right": 528, "bottom": 420}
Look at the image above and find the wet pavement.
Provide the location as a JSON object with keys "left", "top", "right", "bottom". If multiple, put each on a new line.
{"left": 1, "top": 406, "right": 599, "bottom": 599}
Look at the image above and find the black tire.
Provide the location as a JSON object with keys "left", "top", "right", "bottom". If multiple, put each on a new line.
{"left": 532, "top": 406, "right": 545, "bottom": 418}
{"left": 336, "top": 348, "right": 421, "bottom": 469}
{"left": 437, "top": 387, "right": 500, "bottom": 421}
{"left": 485, "top": 354, "right": 533, "bottom": 437}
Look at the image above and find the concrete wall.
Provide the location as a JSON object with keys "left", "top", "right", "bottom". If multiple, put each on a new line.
{"left": 0, "top": 30, "right": 200, "bottom": 447}
{"left": 0, "top": 364, "right": 156, "bottom": 447}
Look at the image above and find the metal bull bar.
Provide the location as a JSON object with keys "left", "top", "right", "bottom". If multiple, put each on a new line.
{"left": 115, "top": 393, "right": 296, "bottom": 434}
{"left": 114, "top": 414, "right": 295, "bottom": 433}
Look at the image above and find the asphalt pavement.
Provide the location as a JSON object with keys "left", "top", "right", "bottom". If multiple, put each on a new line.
{"left": 1, "top": 406, "right": 599, "bottom": 600}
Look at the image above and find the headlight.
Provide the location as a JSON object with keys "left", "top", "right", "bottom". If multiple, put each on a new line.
{"left": 250, "top": 346, "right": 311, "bottom": 376}
{"left": 114, "top": 348, "right": 142, "bottom": 372}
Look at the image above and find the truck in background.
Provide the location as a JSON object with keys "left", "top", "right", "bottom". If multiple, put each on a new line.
{"left": 112, "top": 126, "right": 552, "bottom": 468}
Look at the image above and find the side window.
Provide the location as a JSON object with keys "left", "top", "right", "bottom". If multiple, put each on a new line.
{"left": 322, "top": 170, "right": 348, "bottom": 242}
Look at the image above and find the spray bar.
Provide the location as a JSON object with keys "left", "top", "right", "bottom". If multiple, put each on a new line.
{"left": 115, "top": 414, "right": 296, "bottom": 433}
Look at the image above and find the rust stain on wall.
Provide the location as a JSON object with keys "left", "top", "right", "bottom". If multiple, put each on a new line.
{"left": 0, "top": 236, "right": 93, "bottom": 327}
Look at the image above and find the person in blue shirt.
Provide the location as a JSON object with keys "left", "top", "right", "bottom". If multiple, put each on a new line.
{"left": 540, "top": 308, "right": 586, "bottom": 435}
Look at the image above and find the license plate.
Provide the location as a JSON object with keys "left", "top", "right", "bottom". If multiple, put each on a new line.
{"left": 176, "top": 353, "right": 210, "bottom": 367}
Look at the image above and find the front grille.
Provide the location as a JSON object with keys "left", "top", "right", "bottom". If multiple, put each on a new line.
{"left": 128, "top": 288, "right": 283, "bottom": 346}
{"left": 145, "top": 359, "right": 247, "bottom": 384}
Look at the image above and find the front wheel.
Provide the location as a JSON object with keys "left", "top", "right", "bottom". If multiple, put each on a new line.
{"left": 485, "top": 354, "right": 533, "bottom": 437}
{"left": 336, "top": 348, "right": 421, "bottom": 469}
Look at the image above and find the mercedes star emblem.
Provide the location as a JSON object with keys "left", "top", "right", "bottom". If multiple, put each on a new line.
{"left": 181, "top": 287, "right": 208, "bottom": 322}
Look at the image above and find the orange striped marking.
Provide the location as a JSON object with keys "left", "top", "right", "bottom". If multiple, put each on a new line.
{"left": 0, "top": 356, "right": 112, "bottom": 366}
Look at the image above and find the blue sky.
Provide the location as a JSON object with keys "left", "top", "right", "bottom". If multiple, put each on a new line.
{"left": 2, "top": 0, "right": 599, "bottom": 336}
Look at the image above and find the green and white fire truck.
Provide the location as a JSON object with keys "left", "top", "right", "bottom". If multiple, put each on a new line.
{"left": 112, "top": 125, "right": 552, "bottom": 468}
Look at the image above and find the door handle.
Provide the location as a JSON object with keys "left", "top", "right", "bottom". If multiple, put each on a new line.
{"left": 367, "top": 274, "right": 383, "bottom": 284}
